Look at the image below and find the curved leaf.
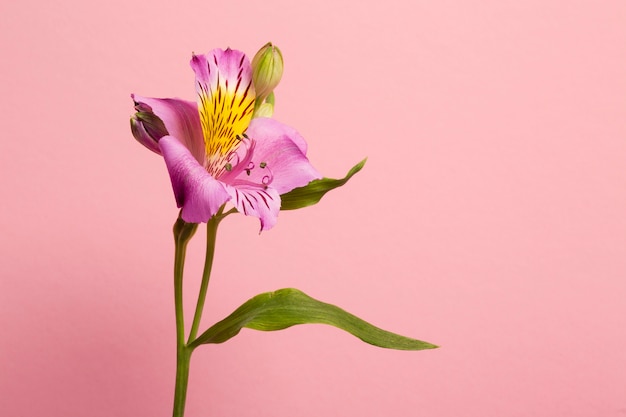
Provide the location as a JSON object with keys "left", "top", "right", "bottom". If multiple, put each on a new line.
{"left": 189, "top": 288, "right": 437, "bottom": 351}
{"left": 280, "top": 159, "right": 367, "bottom": 210}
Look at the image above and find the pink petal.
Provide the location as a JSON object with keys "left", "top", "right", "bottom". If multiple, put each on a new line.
{"left": 225, "top": 184, "right": 281, "bottom": 231}
{"left": 190, "top": 48, "right": 254, "bottom": 99}
{"left": 159, "top": 135, "right": 230, "bottom": 223}
{"left": 132, "top": 95, "right": 205, "bottom": 164}
{"left": 244, "top": 118, "right": 322, "bottom": 194}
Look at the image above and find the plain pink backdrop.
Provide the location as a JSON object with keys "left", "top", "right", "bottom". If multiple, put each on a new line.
{"left": 1, "top": 0, "right": 625, "bottom": 416}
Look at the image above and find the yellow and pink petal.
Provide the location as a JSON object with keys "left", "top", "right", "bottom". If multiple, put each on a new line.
{"left": 190, "top": 49, "right": 256, "bottom": 177}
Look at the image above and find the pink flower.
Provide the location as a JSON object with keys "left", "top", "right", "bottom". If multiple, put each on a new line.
{"left": 131, "top": 48, "right": 321, "bottom": 230}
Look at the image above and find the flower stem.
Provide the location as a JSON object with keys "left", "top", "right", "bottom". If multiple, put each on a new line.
{"left": 187, "top": 209, "right": 224, "bottom": 344}
{"left": 172, "top": 216, "right": 198, "bottom": 417}
{"left": 173, "top": 345, "right": 191, "bottom": 417}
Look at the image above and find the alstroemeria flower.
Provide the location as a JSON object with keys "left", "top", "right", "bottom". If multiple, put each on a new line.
{"left": 131, "top": 48, "right": 321, "bottom": 230}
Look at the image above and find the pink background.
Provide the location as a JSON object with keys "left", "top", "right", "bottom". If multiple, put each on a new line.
{"left": 1, "top": 0, "right": 625, "bottom": 416}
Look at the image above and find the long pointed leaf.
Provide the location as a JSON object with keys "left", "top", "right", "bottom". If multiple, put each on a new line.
{"left": 190, "top": 288, "right": 437, "bottom": 351}
{"left": 280, "top": 159, "right": 367, "bottom": 210}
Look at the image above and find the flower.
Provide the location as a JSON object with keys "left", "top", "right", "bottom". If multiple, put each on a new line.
{"left": 131, "top": 48, "right": 321, "bottom": 230}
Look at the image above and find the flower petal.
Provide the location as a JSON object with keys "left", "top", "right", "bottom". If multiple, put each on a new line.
{"left": 159, "top": 135, "right": 231, "bottom": 223}
{"left": 225, "top": 184, "right": 281, "bottom": 231}
{"left": 190, "top": 49, "right": 256, "bottom": 176}
{"left": 244, "top": 118, "right": 322, "bottom": 194}
{"left": 132, "top": 95, "right": 205, "bottom": 164}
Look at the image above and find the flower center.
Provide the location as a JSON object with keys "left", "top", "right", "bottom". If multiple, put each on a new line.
{"left": 216, "top": 134, "right": 274, "bottom": 189}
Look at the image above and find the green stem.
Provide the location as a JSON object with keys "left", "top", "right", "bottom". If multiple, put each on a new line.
{"left": 172, "top": 217, "right": 197, "bottom": 417}
{"left": 171, "top": 209, "right": 229, "bottom": 416}
{"left": 187, "top": 211, "right": 223, "bottom": 344}
{"left": 173, "top": 345, "right": 191, "bottom": 417}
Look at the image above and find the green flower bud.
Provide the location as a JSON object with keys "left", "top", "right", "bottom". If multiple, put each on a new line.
{"left": 173, "top": 212, "right": 198, "bottom": 244}
{"left": 251, "top": 42, "right": 284, "bottom": 102}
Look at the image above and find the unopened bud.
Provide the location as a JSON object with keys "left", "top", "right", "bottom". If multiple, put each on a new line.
{"left": 251, "top": 42, "right": 284, "bottom": 101}
{"left": 173, "top": 212, "right": 198, "bottom": 244}
{"left": 130, "top": 99, "right": 169, "bottom": 155}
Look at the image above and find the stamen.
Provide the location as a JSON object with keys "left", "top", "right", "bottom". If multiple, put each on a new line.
{"left": 259, "top": 162, "right": 267, "bottom": 169}
{"left": 244, "top": 161, "right": 255, "bottom": 176}
{"left": 227, "top": 150, "right": 240, "bottom": 167}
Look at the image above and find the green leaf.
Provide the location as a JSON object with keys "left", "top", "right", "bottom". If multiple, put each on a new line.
{"left": 189, "top": 288, "right": 437, "bottom": 351}
{"left": 280, "top": 158, "right": 367, "bottom": 211}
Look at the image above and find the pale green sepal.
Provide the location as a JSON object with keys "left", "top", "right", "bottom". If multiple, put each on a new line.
{"left": 280, "top": 158, "right": 367, "bottom": 211}
{"left": 253, "top": 102, "right": 274, "bottom": 118}
{"left": 252, "top": 92, "right": 276, "bottom": 118}
{"left": 189, "top": 288, "right": 437, "bottom": 351}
